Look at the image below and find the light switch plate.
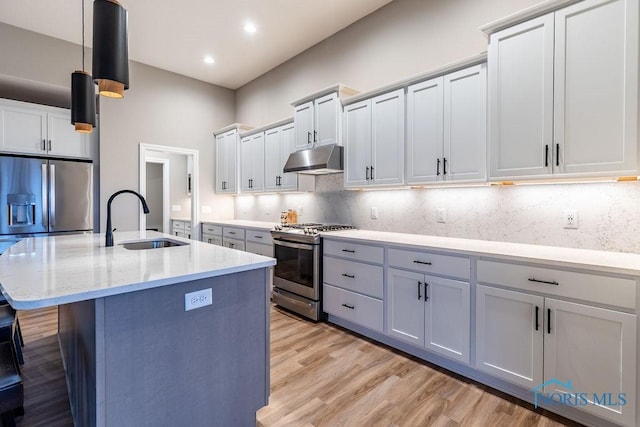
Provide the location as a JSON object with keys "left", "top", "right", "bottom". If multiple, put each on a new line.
{"left": 185, "top": 288, "right": 212, "bottom": 311}
{"left": 437, "top": 208, "right": 447, "bottom": 223}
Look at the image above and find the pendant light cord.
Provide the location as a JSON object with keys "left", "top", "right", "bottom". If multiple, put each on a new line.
{"left": 81, "top": 0, "right": 85, "bottom": 71}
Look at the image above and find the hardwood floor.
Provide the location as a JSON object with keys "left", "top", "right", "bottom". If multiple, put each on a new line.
{"left": 14, "top": 305, "right": 581, "bottom": 426}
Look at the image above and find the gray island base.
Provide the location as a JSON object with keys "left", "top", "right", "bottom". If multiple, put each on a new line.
{"left": 58, "top": 268, "right": 269, "bottom": 427}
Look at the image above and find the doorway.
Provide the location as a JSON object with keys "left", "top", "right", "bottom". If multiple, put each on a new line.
{"left": 145, "top": 159, "right": 169, "bottom": 232}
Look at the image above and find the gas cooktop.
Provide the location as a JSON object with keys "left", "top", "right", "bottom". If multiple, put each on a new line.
{"left": 271, "top": 223, "right": 356, "bottom": 243}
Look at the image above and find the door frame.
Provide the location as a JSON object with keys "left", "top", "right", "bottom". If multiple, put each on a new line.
{"left": 139, "top": 144, "right": 199, "bottom": 240}
{"left": 144, "top": 157, "right": 170, "bottom": 233}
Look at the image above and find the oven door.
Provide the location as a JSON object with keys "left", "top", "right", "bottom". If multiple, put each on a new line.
{"left": 272, "top": 238, "right": 319, "bottom": 301}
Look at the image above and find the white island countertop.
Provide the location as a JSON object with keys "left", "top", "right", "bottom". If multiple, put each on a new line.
{"left": 0, "top": 231, "right": 275, "bottom": 310}
{"left": 322, "top": 230, "right": 640, "bottom": 277}
{"left": 201, "top": 219, "right": 279, "bottom": 230}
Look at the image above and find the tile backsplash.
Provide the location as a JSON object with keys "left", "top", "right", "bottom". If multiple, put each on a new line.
{"left": 234, "top": 174, "right": 640, "bottom": 253}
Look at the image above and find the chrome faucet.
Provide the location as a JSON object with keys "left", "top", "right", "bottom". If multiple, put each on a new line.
{"left": 105, "top": 190, "right": 150, "bottom": 247}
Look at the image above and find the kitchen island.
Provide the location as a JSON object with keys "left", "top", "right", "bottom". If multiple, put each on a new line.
{"left": 0, "top": 231, "right": 275, "bottom": 427}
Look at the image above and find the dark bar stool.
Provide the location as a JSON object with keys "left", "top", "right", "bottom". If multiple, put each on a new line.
{"left": 0, "top": 306, "right": 23, "bottom": 367}
{"left": 0, "top": 341, "right": 23, "bottom": 427}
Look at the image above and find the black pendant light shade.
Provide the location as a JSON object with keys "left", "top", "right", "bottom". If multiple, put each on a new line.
{"left": 71, "top": 71, "right": 97, "bottom": 133}
{"left": 92, "top": 0, "right": 129, "bottom": 98}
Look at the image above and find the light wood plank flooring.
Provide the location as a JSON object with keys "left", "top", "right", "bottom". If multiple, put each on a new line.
{"left": 14, "top": 305, "right": 581, "bottom": 426}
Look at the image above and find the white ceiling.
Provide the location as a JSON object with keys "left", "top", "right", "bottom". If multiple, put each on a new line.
{"left": 0, "top": 0, "right": 393, "bottom": 90}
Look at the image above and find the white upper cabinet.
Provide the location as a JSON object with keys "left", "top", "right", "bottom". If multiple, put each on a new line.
{"left": 264, "top": 122, "right": 297, "bottom": 192}
{"left": 344, "top": 89, "right": 404, "bottom": 188}
{"left": 293, "top": 101, "right": 314, "bottom": 151}
{"left": 240, "top": 133, "right": 265, "bottom": 193}
{"left": 407, "top": 64, "right": 486, "bottom": 184}
{"left": 0, "top": 99, "right": 89, "bottom": 158}
{"left": 488, "top": 0, "right": 638, "bottom": 180}
{"left": 293, "top": 92, "right": 340, "bottom": 150}
{"left": 215, "top": 129, "right": 239, "bottom": 194}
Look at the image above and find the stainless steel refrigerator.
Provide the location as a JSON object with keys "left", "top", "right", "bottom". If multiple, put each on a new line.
{"left": 0, "top": 155, "right": 93, "bottom": 236}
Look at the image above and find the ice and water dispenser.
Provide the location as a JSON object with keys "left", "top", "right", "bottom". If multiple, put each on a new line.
{"left": 7, "top": 194, "right": 36, "bottom": 227}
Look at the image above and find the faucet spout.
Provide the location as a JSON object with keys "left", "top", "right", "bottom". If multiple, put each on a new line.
{"left": 105, "top": 190, "right": 151, "bottom": 247}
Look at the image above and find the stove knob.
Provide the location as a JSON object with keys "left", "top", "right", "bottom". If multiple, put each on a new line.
{"left": 274, "top": 225, "right": 281, "bottom": 231}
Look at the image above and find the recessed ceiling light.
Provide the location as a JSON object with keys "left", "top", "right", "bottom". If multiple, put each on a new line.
{"left": 203, "top": 56, "right": 215, "bottom": 64}
{"left": 244, "top": 22, "right": 257, "bottom": 33}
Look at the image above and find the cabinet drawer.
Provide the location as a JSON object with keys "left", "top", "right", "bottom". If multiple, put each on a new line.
{"left": 222, "top": 237, "right": 245, "bottom": 251}
{"left": 171, "top": 220, "right": 185, "bottom": 231}
{"left": 246, "top": 229, "right": 272, "bottom": 245}
{"left": 323, "top": 239, "right": 384, "bottom": 264}
{"left": 388, "top": 248, "right": 470, "bottom": 280}
{"left": 477, "top": 260, "right": 636, "bottom": 309}
{"left": 323, "top": 257, "right": 383, "bottom": 299}
{"left": 246, "top": 241, "right": 273, "bottom": 257}
{"left": 202, "top": 233, "right": 222, "bottom": 246}
{"left": 323, "top": 284, "right": 383, "bottom": 332}
{"left": 223, "top": 227, "right": 245, "bottom": 240}
{"left": 202, "top": 223, "right": 222, "bottom": 235}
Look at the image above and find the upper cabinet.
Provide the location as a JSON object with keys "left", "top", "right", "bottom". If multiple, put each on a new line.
{"left": 344, "top": 89, "right": 405, "bottom": 188}
{"left": 0, "top": 98, "right": 90, "bottom": 159}
{"left": 406, "top": 64, "right": 486, "bottom": 184}
{"left": 488, "top": 0, "right": 638, "bottom": 180}
{"left": 215, "top": 126, "right": 250, "bottom": 194}
{"left": 292, "top": 85, "right": 358, "bottom": 151}
{"left": 240, "top": 132, "right": 265, "bottom": 193}
{"left": 264, "top": 122, "right": 297, "bottom": 192}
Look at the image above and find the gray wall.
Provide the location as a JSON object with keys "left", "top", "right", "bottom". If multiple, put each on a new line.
{"left": 0, "top": 22, "right": 236, "bottom": 233}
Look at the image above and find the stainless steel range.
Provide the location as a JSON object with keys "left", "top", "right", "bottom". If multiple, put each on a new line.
{"left": 271, "top": 223, "right": 356, "bottom": 321}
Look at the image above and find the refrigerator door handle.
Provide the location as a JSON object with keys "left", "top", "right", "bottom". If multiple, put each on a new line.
{"left": 42, "top": 163, "right": 49, "bottom": 229}
{"left": 49, "top": 164, "right": 56, "bottom": 227}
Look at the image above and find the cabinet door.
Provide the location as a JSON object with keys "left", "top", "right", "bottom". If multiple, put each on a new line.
{"left": 488, "top": 15, "right": 554, "bottom": 179}
{"left": 223, "top": 237, "right": 245, "bottom": 251}
{"left": 406, "top": 77, "right": 444, "bottom": 184}
{"left": 240, "top": 136, "right": 252, "bottom": 192}
{"left": 344, "top": 100, "right": 372, "bottom": 187}
{"left": 386, "top": 268, "right": 425, "bottom": 346}
{"left": 47, "top": 112, "right": 90, "bottom": 158}
{"left": 224, "top": 131, "right": 238, "bottom": 193}
{"left": 476, "top": 285, "right": 544, "bottom": 389}
{"left": 0, "top": 103, "right": 47, "bottom": 155}
{"left": 314, "top": 92, "right": 339, "bottom": 146}
{"left": 279, "top": 123, "right": 297, "bottom": 190}
{"left": 554, "top": 0, "right": 637, "bottom": 176}
{"left": 264, "top": 127, "right": 281, "bottom": 191}
{"left": 294, "top": 101, "right": 314, "bottom": 150}
{"left": 371, "top": 89, "right": 405, "bottom": 187}
{"left": 215, "top": 133, "right": 226, "bottom": 193}
{"left": 251, "top": 133, "right": 265, "bottom": 192}
{"left": 443, "top": 64, "right": 486, "bottom": 182}
{"left": 544, "top": 298, "right": 636, "bottom": 426}
{"left": 424, "top": 276, "right": 470, "bottom": 364}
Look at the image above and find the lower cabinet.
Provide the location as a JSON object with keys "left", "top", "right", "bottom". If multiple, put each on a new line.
{"left": 202, "top": 233, "right": 222, "bottom": 246}
{"left": 323, "top": 284, "right": 383, "bottom": 332}
{"left": 387, "top": 268, "right": 470, "bottom": 364}
{"left": 476, "top": 284, "right": 636, "bottom": 426}
{"left": 222, "top": 237, "right": 245, "bottom": 251}
{"left": 246, "top": 241, "right": 273, "bottom": 257}
{"left": 171, "top": 220, "right": 191, "bottom": 239}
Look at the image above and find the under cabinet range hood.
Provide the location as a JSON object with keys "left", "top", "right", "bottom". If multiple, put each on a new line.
{"left": 283, "top": 144, "right": 343, "bottom": 174}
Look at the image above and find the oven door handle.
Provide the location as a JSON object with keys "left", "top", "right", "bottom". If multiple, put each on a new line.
{"left": 273, "top": 239, "right": 315, "bottom": 251}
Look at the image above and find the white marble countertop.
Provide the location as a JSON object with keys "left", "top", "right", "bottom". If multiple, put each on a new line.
{"left": 201, "top": 219, "right": 279, "bottom": 230}
{"left": 322, "top": 230, "right": 640, "bottom": 277}
{"left": 0, "top": 231, "right": 275, "bottom": 310}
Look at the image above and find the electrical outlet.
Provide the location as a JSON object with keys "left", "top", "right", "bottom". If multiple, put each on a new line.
{"left": 171, "top": 205, "right": 182, "bottom": 212}
{"left": 201, "top": 206, "right": 212, "bottom": 214}
{"left": 563, "top": 210, "right": 578, "bottom": 229}
{"left": 370, "top": 207, "right": 378, "bottom": 220}
{"left": 436, "top": 208, "right": 447, "bottom": 223}
{"left": 297, "top": 205, "right": 304, "bottom": 216}
{"left": 184, "top": 288, "right": 212, "bottom": 311}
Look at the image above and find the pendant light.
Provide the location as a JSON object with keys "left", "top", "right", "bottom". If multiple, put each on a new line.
{"left": 92, "top": 0, "right": 129, "bottom": 98}
{"left": 71, "top": 0, "right": 96, "bottom": 133}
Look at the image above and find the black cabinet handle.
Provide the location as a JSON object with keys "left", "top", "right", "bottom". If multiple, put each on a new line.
{"left": 341, "top": 273, "right": 355, "bottom": 279}
{"left": 413, "top": 260, "right": 432, "bottom": 265}
{"left": 556, "top": 143, "right": 560, "bottom": 167}
{"left": 42, "top": 139, "right": 46, "bottom": 151}
{"left": 547, "top": 308, "right": 551, "bottom": 334}
{"left": 365, "top": 166, "right": 370, "bottom": 180}
{"left": 443, "top": 157, "right": 447, "bottom": 175}
{"left": 313, "top": 130, "right": 317, "bottom": 143}
{"left": 370, "top": 166, "right": 375, "bottom": 180}
{"left": 254, "top": 235, "right": 263, "bottom": 239}
{"left": 528, "top": 277, "right": 559, "bottom": 286}
{"left": 48, "top": 140, "right": 52, "bottom": 151}
{"left": 341, "top": 303, "right": 355, "bottom": 310}
{"left": 424, "top": 281, "right": 429, "bottom": 302}
{"left": 535, "top": 306, "right": 539, "bottom": 331}
{"left": 436, "top": 158, "right": 441, "bottom": 176}
{"left": 228, "top": 231, "right": 236, "bottom": 235}
{"left": 545, "top": 145, "right": 549, "bottom": 167}
{"left": 417, "top": 281, "right": 422, "bottom": 300}
{"left": 341, "top": 249, "right": 355, "bottom": 253}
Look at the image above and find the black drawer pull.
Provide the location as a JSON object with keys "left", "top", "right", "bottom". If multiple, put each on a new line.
{"left": 228, "top": 231, "right": 236, "bottom": 235}
{"left": 342, "top": 273, "right": 355, "bottom": 279}
{"left": 254, "top": 235, "right": 263, "bottom": 239}
{"left": 413, "top": 260, "right": 432, "bottom": 265}
{"left": 341, "top": 249, "right": 356, "bottom": 253}
{"left": 528, "top": 277, "right": 559, "bottom": 286}
{"left": 341, "top": 303, "right": 355, "bottom": 310}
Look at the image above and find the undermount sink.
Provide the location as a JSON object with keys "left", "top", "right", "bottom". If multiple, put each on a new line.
{"left": 120, "top": 238, "right": 189, "bottom": 250}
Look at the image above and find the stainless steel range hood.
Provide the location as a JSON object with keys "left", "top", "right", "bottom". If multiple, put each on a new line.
{"left": 283, "top": 144, "right": 343, "bottom": 175}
